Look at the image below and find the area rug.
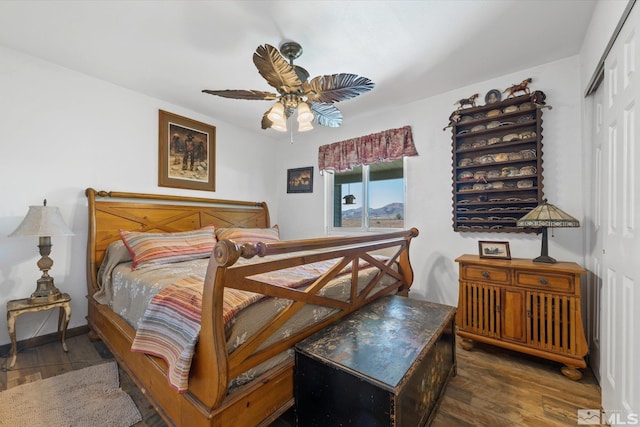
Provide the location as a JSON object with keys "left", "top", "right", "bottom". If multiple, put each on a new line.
{"left": 0, "top": 361, "right": 142, "bottom": 427}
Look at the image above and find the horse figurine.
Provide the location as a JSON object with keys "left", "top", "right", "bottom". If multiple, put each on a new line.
{"left": 455, "top": 93, "right": 479, "bottom": 110}
{"left": 504, "top": 78, "right": 532, "bottom": 98}
{"left": 530, "top": 90, "right": 553, "bottom": 110}
{"left": 442, "top": 111, "right": 461, "bottom": 131}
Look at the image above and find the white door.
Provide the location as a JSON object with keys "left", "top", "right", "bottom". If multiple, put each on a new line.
{"left": 596, "top": 4, "right": 640, "bottom": 424}
{"left": 587, "top": 77, "right": 604, "bottom": 384}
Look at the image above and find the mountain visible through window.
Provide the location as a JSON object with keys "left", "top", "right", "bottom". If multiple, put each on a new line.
{"left": 332, "top": 159, "right": 404, "bottom": 230}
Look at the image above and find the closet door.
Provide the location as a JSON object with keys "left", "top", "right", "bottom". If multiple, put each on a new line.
{"left": 587, "top": 82, "right": 604, "bottom": 385}
{"left": 599, "top": 4, "right": 640, "bottom": 421}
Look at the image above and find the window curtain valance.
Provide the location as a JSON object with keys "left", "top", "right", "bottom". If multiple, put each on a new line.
{"left": 318, "top": 125, "right": 418, "bottom": 173}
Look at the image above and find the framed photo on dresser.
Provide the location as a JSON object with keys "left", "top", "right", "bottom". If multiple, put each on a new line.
{"left": 478, "top": 241, "right": 511, "bottom": 259}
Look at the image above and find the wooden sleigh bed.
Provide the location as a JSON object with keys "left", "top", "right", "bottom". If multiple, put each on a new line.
{"left": 85, "top": 188, "right": 418, "bottom": 426}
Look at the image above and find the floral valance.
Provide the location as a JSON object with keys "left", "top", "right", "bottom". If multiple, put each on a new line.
{"left": 318, "top": 125, "right": 418, "bottom": 173}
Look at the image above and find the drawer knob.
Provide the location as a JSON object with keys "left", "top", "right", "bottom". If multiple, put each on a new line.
{"left": 539, "top": 278, "right": 548, "bottom": 285}
{"left": 482, "top": 271, "right": 490, "bottom": 279}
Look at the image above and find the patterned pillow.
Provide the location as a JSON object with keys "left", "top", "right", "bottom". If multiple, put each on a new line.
{"left": 215, "top": 226, "right": 280, "bottom": 244}
{"left": 119, "top": 225, "right": 216, "bottom": 270}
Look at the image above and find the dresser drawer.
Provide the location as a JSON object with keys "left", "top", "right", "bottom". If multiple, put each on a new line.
{"left": 516, "top": 271, "right": 574, "bottom": 292}
{"left": 461, "top": 264, "right": 511, "bottom": 284}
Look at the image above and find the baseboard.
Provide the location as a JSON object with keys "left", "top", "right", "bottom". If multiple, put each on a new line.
{"left": 0, "top": 325, "right": 90, "bottom": 357}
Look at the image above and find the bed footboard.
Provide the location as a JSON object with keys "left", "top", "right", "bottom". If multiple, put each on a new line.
{"left": 192, "top": 228, "right": 419, "bottom": 410}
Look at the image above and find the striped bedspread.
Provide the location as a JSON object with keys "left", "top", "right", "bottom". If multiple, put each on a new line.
{"left": 130, "top": 257, "right": 381, "bottom": 392}
{"left": 130, "top": 274, "right": 264, "bottom": 392}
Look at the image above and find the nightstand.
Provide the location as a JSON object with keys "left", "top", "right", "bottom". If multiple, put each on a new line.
{"left": 6, "top": 293, "right": 71, "bottom": 368}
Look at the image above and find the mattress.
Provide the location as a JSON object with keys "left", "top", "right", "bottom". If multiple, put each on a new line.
{"left": 96, "top": 240, "right": 397, "bottom": 389}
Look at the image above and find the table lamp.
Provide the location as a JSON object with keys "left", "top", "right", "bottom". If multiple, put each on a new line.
{"left": 516, "top": 199, "right": 580, "bottom": 264}
{"left": 9, "top": 199, "right": 74, "bottom": 303}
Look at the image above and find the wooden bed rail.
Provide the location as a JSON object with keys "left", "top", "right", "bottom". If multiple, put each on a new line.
{"left": 212, "top": 228, "right": 419, "bottom": 266}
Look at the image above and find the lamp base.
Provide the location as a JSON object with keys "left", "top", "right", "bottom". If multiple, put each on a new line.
{"left": 532, "top": 227, "right": 557, "bottom": 263}
{"left": 28, "top": 276, "right": 62, "bottom": 304}
{"left": 533, "top": 255, "right": 557, "bottom": 264}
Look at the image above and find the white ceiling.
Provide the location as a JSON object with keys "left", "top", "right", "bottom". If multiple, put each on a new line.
{"left": 0, "top": 1, "right": 596, "bottom": 138}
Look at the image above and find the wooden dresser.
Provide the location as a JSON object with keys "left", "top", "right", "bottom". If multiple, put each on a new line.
{"left": 295, "top": 295, "right": 456, "bottom": 426}
{"left": 455, "top": 255, "right": 587, "bottom": 380}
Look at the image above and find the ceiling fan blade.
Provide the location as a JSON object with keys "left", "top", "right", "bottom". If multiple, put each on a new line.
{"left": 202, "top": 89, "right": 278, "bottom": 101}
{"left": 253, "top": 44, "right": 302, "bottom": 94}
{"left": 310, "top": 102, "right": 343, "bottom": 127}
{"left": 304, "top": 74, "right": 375, "bottom": 103}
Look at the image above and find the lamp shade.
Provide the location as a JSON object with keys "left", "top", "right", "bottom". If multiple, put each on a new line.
{"left": 270, "top": 119, "right": 287, "bottom": 132}
{"left": 517, "top": 200, "right": 579, "bottom": 264}
{"left": 267, "top": 102, "right": 285, "bottom": 122}
{"left": 298, "top": 121, "right": 314, "bottom": 132}
{"left": 9, "top": 203, "right": 74, "bottom": 237}
{"left": 516, "top": 200, "right": 580, "bottom": 228}
{"left": 296, "top": 102, "right": 314, "bottom": 123}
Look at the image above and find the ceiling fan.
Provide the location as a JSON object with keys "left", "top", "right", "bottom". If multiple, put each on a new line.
{"left": 202, "top": 41, "right": 375, "bottom": 132}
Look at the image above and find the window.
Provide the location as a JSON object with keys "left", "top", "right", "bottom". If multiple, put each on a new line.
{"left": 318, "top": 125, "right": 417, "bottom": 232}
{"left": 329, "top": 158, "right": 405, "bottom": 231}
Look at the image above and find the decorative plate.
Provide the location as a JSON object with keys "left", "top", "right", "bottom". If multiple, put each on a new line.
{"left": 519, "top": 165, "right": 537, "bottom": 175}
{"left": 517, "top": 179, "right": 534, "bottom": 188}
{"left": 493, "top": 152, "right": 508, "bottom": 162}
{"left": 502, "top": 133, "right": 520, "bottom": 142}
{"left": 472, "top": 139, "right": 487, "bottom": 148}
{"left": 485, "top": 89, "right": 502, "bottom": 104}
{"left": 458, "top": 171, "right": 474, "bottom": 180}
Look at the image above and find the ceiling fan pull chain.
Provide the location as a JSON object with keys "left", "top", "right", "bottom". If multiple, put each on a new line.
{"left": 290, "top": 116, "right": 294, "bottom": 144}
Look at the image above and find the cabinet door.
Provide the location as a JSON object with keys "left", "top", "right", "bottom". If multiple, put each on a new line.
{"left": 457, "top": 281, "right": 501, "bottom": 338}
{"left": 526, "top": 291, "right": 581, "bottom": 355}
{"left": 501, "top": 289, "right": 526, "bottom": 342}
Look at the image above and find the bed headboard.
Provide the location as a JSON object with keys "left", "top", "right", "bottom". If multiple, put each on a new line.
{"left": 85, "top": 188, "right": 270, "bottom": 294}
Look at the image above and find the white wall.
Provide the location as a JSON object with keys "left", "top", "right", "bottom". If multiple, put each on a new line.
{"left": 0, "top": 43, "right": 592, "bottom": 347}
{"left": 580, "top": 0, "right": 631, "bottom": 92}
{"left": 0, "top": 46, "right": 280, "bottom": 346}
{"left": 276, "top": 56, "right": 585, "bottom": 306}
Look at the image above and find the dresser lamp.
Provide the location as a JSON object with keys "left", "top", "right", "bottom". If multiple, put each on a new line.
{"left": 9, "top": 200, "right": 74, "bottom": 303}
{"left": 516, "top": 200, "right": 580, "bottom": 264}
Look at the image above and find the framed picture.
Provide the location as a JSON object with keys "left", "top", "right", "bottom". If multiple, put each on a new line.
{"left": 478, "top": 241, "right": 511, "bottom": 259}
{"left": 287, "top": 167, "right": 314, "bottom": 193}
{"left": 158, "top": 110, "right": 216, "bottom": 191}
{"left": 485, "top": 89, "right": 502, "bottom": 104}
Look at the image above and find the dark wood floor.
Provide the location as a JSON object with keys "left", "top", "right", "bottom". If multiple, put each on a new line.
{"left": 1, "top": 333, "right": 603, "bottom": 426}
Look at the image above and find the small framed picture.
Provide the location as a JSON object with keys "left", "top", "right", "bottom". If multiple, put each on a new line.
{"left": 485, "top": 89, "right": 502, "bottom": 104}
{"left": 478, "top": 241, "right": 511, "bottom": 259}
{"left": 287, "top": 167, "right": 314, "bottom": 193}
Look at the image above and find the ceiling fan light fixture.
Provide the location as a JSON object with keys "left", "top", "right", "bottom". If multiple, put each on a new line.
{"left": 203, "top": 41, "right": 375, "bottom": 133}
{"left": 267, "top": 102, "right": 285, "bottom": 122}
{"left": 296, "top": 102, "right": 314, "bottom": 123}
{"left": 298, "top": 121, "right": 313, "bottom": 132}
{"left": 270, "top": 119, "right": 287, "bottom": 132}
